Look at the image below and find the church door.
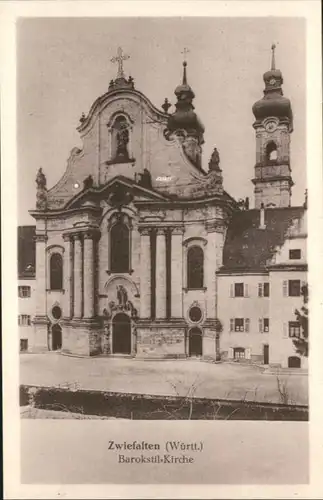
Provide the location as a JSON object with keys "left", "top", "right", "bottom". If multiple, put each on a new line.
{"left": 52, "top": 324, "right": 62, "bottom": 351}
{"left": 189, "top": 327, "right": 203, "bottom": 357}
{"left": 112, "top": 313, "right": 131, "bottom": 354}
{"left": 263, "top": 344, "right": 269, "bottom": 365}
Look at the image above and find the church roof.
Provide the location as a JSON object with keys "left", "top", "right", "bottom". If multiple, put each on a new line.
{"left": 18, "top": 226, "right": 36, "bottom": 279}
{"left": 220, "top": 206, "right": 306, "bottom": 273}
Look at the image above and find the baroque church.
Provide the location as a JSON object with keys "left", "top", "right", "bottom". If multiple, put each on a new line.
{"left": 19, "top": 46, "right": 307, "bottom": 368}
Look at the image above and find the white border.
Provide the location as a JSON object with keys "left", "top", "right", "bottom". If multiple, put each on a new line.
{"left": 1, "top": 1, "right": 322, "bottom": 499}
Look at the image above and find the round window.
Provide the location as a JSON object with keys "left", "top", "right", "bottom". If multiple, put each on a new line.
{"left": 52, "top": 306, "right": 62, "bottom": 320}
{"left": 189, "top": 306, "right": 202, "bottom": 323}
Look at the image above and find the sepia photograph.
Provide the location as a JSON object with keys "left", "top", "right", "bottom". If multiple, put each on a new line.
{"left": 2, "top": 2, "right": 322, "bottom": 495}
{"left": 18, "top": 16, "right": 308, "bottom": 423}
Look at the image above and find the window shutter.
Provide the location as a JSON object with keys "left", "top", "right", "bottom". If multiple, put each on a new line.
{"left": 228, "top": 347, "right": 234, "bottom": 359}
{"left": 258, "top": 283, "right": 263, "bottom": 297}
{"left": 283, "top": 323, "right": 288, "bottom": 338}
{"left": 245, "top": 318, "right": 250, "bottom": 332}
{"left": 230, "top": 318, "right": 234, "bottom": 332}
{"left": 244, "top": 284, "right": 249, "bottom": 297}
{"left": 283, "top": 280, "right": 288, "bottom": 297}
{"left": 230, "top": 284, "right": 234, "bottom": 298}
{"left": 245, "top": 348, "right": 251, "bottom": 360}
{"left": 259, "top": 318, "right": 263, "bottom": 333}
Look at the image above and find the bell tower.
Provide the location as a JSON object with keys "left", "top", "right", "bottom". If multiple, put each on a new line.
{"left": 252, "top": 44, "right": 294, "bottom": 208}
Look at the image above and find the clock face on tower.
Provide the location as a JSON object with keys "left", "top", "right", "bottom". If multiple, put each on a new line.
{"left": 269, "top": 78, "right": 276, "bottom": 85}
{"left": 265, "top": 120, "right": 277, "bottom": 133}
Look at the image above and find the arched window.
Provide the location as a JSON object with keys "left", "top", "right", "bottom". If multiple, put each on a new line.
{"left": 266, "top": 141, "right": 278, "bottom": 161}
{"left": 50, "top": 253, "right": 63, "bottom": 290}
{"left": 187, "top": 246, "right": 204, "bottom": 289}
{"left": 110, "top": 222, "right": 130, "bottom": 273}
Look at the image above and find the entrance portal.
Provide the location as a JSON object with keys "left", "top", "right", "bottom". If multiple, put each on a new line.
{"left": 112, "top": 313, "right": 131, "bottom": 354}
{"left": 52, "top": 324, "right": 62, "bottom": 351}
{"left": 189, "top": 327, "right": 202, "bottom": 357}
{"left": 288, "top": 356, "right": 301, "bottom": 368}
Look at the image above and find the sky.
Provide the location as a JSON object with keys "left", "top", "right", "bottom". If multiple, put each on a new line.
{"left": 17, "top": 17, "right": 306, "bottom": 225}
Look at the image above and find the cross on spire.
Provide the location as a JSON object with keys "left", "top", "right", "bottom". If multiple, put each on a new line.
{"left": 271, "top": 43, "right": 276, "bottom": 70}
{"left": 181, "top": 48, "right": 190, "bottom": 85}
{"left": 181, "top": 47, "right": 190, "bottom": 63}
{"left": 111, "top": 47, "right": 130, "bottom": 79}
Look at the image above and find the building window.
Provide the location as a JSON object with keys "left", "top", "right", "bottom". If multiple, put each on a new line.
{"left": 287, "top": 280, "right": 301, "bottom": 297}
{"left": 258, "top": 282, "right": 270, "bottom": 297}
{"left": 234, "top": 347, "right": 245, "bottom": 359}
{"left": 234, "top": 283, "right": 244, "bottom": 297}
{"left": 187, "top": 246, "right": 204, "bottom": 289}
{"left": 289, "top": 321, "right": 301, "bottom": 338}
{"left": 230, "top": 318, "right": 250, "bottom": 333}
{"left": 18, "top": 286, "right": 31, "bottom": 298}
{"left": 259, "top": 318, "right": 270, "bottom": 333}
{"left": 20, "top": 339, "right": 28, "bottom": 352}
{"left": 50, "top": 253, "right": 63, "bottom": 290}
{"left": 110, "top": 221, "right": 130, "bottom": 273}
{"left": 18, "top": 315, "right": 31, "bottom": 326}
{"left": 289, "top": 249, "right": 301, "bottom": 260}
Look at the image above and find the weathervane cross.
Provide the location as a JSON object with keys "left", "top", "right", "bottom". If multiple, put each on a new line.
{"left": 111, "top": 47, "right": 130, "bottom": 79}
{"left": 271, "top": 43, "right": 276, "bottom": 70}
{"left": 181, "top": 47, "right": 190, "bottom": 62}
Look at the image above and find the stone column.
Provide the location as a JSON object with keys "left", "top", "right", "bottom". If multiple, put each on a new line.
{"left": 83, "top": 232, "right": 95, "bottom": 318}
{"left": 73, "top": 233, "right": 83, "bottom": 319}
{"left": 139, "top": 228, "right": 151, "bottom": 318}
{"left": 35, "top": 233, "right": 48, "bottom": 316}
{"left": 171, "top": 227, "right": 184, "bottom": 318}
{"left": 63, "top": 234, "right": 73, "bottom": 318}
{"left": 156, "top": 228, "right": 167, "bottom": 319}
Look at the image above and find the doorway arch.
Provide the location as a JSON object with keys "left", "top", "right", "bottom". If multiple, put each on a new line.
{"left": 188, "top": 327, "right": 203, "bottom": 357}
{"left": 112, "top": 313, "right": 131, "bottom": 354}
{"left": 52, "top": 324, "right": 62, "bottom": 351}
{"left": 288, "top": 356, "right": 301, "bottom": 368}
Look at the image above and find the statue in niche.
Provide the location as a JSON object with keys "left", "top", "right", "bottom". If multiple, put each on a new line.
{"left": 117, "top": 284, "right": 128, "bottom": 308}
{"left": 208, "top": 147, "right": 221, "bottom": 171}
{"left": 36, "top": 168, "right": 48, "bottom": 210}
{"left": 116, "top": 122, "right": 130, "bottom": 160}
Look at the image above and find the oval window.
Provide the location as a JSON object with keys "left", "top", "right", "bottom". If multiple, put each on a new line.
{"left": 52, "top": 306, "right": 62, "bottom": 320}
{"left": 189, "top": 306, "right": 202, "bottom": 323}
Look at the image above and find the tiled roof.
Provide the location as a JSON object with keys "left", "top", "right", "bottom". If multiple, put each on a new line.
{"left": 220, "top": 206, "right": 306, "bottom": 272}
{"left": 18, "top": 226, "right": 36, "bottom": 278}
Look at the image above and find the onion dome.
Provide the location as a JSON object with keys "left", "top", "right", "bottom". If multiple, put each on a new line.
{"left": 252, "top": 44, "right": 293, "bottom": 128}
{"left": 167, "top": 61, "right": 205, "bottom": 140}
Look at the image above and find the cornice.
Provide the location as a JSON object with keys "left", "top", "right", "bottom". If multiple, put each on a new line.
{"left": 77, "top": 88, "right": 168, "bottom": 135}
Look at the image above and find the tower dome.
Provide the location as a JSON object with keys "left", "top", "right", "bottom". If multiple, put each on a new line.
{"left": 252, "top": 44, "right": 293, "bottom": 129}
{"left": 167, "top": 61, "right": 205, "bottom": 138}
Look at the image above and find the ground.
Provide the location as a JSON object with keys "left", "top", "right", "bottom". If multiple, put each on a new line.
{"left": 20, "top": 353, "right": 308, "bottom": 405}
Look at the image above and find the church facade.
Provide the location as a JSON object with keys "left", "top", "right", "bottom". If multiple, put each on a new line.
{"left": 23, "top": 47, "right": 307, "bottom": 368}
